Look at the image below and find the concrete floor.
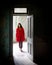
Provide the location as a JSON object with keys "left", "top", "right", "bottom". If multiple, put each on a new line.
{"left": 13, "top": 42, "right": 38, "bottom": 65}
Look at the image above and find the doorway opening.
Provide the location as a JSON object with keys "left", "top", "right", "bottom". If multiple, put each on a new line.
{"left": 13, "top": 15, "right": 28, "bottom": 55}
{"left": 12, "top": 8, "right": 36, "bottom": 65}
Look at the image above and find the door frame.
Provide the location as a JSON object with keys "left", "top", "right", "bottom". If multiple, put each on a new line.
{"left": 9, "top": 9, "right": 34, "bottom": 62}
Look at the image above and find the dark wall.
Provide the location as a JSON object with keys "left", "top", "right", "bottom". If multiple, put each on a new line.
{"left": 0, "top": 9, "right": 10, "bottom": 64}
{"left": 0, "top": 8, "right": 14, "bottom": 65}
{"left": 33, "top": 7, "right": 51, "bottom": 65}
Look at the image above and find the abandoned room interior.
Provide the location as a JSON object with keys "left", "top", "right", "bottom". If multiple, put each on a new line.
{"left": 0, "top": 1, "right": 50, "bottom": 65}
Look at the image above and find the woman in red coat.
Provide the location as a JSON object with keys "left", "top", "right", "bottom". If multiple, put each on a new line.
{"left": 16, "top": 23, "right": 25, "bottom": 52}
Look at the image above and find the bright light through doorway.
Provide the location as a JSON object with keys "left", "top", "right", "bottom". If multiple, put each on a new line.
{"left": 13, "top": 42, "right": 28, "bottom": 56}
{"left": 13, "top": 42, "right": 37, "bottom": 65}
{"left": 13, "top": 15, "right": 28, "bottom": 55}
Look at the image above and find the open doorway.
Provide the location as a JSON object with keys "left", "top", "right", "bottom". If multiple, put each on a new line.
{"left": 12, "top": 8, "right": 37, "bottom": 65}
{"left": 13, "top": 15, "right": 28, "bottom": 55}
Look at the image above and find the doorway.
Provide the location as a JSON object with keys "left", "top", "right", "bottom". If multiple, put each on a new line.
{"left": 12, "top": 8, "right": 35, "bottom": 65}
{"left": 13, "top": 15, "right": 28, "bottom": 55}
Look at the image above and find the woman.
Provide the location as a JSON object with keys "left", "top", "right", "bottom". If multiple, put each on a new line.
{"left": 16, "top": 23, "right": 25, "bottom": 52}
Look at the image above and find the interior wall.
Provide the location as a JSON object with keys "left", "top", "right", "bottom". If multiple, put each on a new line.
{"left": 13, "top": 16, "right": 28, "bottom": 42}
{"left": 0, "top": 10, "right": 9, "bottom": 64}
{"left": 33, "top": 7, "right": 50, "bottom": 65}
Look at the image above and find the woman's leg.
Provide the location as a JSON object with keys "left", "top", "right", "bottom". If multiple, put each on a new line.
{"left": 19, "top": 42, "right": 23, "bottom": 51}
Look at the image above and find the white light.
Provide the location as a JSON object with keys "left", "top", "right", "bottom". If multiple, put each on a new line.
{"left": 14, "top": 8, "right": 27, "bottom": 13}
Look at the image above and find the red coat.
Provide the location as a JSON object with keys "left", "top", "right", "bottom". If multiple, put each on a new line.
{"left": 16, "top": 27, "right": 25, "bottom": 42}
